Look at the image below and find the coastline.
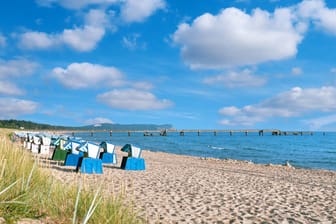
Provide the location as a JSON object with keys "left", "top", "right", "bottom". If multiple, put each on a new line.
{"left": 44, "top": 146, "right": 336, "bottom": 223}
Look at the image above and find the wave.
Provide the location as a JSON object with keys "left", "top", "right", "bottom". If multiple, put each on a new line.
{"left": 208, "top": 145, "right": 227, "bottom": 150}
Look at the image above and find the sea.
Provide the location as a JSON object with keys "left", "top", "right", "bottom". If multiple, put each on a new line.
{"left": 71, "top": 131, "right": 336, "bottom": 171}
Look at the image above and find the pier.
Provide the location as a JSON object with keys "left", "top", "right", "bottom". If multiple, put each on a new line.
{"left": 70, "top": 129, "right": 315, "bottom": 137}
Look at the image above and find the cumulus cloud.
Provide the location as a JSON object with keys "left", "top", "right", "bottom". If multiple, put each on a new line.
{"left": 0, "top": 98, "right": 38, "bottom": 118}
{"left": 219, "top": 86, "right": 336, "bottom": 126}
{"left": 25, "top": 0, "right": 166, "bottom": 51}
{"left": 51, "top": 62, "right": 124, "bottom": 89}
{"left": 19, "top": 9, "right": 108, "bottom": 52}
{"left": 61, "top": 26, "right": 105, "bottom": 51}
{"left": 0, "top": 59, "right": 37, "bottom": 96}
{"left": 121, "top": 0, "right": 166, "bottom": 23}
{"left": 85, "top": 117, "right": 114, "bottom": 125}
{"left": 0, "top": 59, "right": 38, "bottom": 77}
{"left": 297, "top": 0, "right": 336, "bottom": 35}
{"left": 18, "top": 31, "right": 57, "bottom": 50}
{"left": 97, "top": 89, "right": 173, "bottom": 110}
{"left": 173, "top": 7, "right": 303, "bottom": 69}
{"left": 37, "top": 0, "right": 166, "bottom": 23}
{"left": 203, "top": 69, "right": 267, "bottom": 88}
{"left": 0, "top": 81, "right": 24, "bottom": 96}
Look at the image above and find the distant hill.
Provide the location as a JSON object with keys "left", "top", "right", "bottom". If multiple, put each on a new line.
{"left": 81, "top": 123, "right": 173, "bottom": 131}
{"left": 0, "top": 119, "right": 173, "bottom": 131}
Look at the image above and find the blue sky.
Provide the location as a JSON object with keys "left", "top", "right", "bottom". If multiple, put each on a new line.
{"left": 1, "top": 0, "right": 336, "bottom": 130}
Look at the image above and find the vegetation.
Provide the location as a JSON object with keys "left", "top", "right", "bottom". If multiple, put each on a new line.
{"left": 0, "top": 119, "right": 72, "bottom": 130}
{"left": 0, "top": 119, "right": 172, "bottom": 131}
{"left": 0, "top": 129, "right": 142, "bottom": 223}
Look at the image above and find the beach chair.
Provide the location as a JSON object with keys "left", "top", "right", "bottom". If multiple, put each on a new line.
{"left": 24, "top": 133, "right": 32, "bottom": 150}
{"left": 99, "top": 141, "right": 117, "bottom": 164}
{"left": 51, "top": 137, "right": 68, "bottom": 161}
{"left": 40, "top": 135, "right": 51, "bottom": 155}
{"left": 120, "top": 144, "right": 145, "bottom": 170}
{"left": 76, "top": 142, "right": 103, "bottom": 174}
{"left": 31, "top": 135, "right": 41, "bottom": 154}
{"left": 64, "top": 140, "right": 84, "bottom": 166}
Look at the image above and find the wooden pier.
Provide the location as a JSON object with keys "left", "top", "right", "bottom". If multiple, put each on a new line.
{"left": 70, "top": 129, "right": 315, "bottom": 137}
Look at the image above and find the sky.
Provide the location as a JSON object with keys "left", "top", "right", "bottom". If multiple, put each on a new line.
{"left": 1, "top": 0, "right": 336, "bottom": 131}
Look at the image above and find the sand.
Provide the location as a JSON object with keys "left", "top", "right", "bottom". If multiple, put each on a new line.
{"left": 41, "top": 147, "right": 336, "bottom": 224}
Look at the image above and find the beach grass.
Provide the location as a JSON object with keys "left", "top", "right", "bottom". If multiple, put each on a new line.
{"left": 0, "top": 129, "right": 142, "bottom": 223}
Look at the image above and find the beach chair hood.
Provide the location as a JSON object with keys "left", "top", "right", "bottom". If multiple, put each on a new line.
{"left": 121, "top": 144, "right": 142, "bottom": 158}
{"left": 100, "top": 141, "right": 115, "bottom": 154}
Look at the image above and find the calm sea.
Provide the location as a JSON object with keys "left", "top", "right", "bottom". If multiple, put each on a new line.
{"left": 71, "top": 131, "right": 336, "bottom": 171}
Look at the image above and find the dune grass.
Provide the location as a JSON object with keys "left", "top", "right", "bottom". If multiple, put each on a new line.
{"left": 0, "top": 129, "right": 142, "bottom": 223}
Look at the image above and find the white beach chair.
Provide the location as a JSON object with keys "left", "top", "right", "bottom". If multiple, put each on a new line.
{"left": 64, "top": 140, "right": 82, "bottom": 155}
{"left": 39, "top": 135, "right": 51, "bottom": 155}
{"left": 78, "top": 142, "right": 101, "bottom": 159}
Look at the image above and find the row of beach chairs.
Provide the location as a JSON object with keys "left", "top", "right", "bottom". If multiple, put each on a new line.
{"left": 15, "top": 132, "right": 146, "bottom": 174}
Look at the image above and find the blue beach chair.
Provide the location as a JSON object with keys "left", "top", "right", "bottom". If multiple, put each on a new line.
{"left": 99, "top": 141, "right": 117, "bottom": 164}
{"left": 76, "top": 142, "right": 103, "bottom": 174}
{"left": 120, "top": 144, "right": 146, "bottom": 170}
{"left": 64, "top": 139, "right": 84, "bottom": 166}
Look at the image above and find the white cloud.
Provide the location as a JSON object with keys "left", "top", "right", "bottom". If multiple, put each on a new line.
{"left": 51, "top": 62, "right": 125, "bottom": 89}
{"left": 0, "top": 98, "right": 38, "bottom": 118}
{"left": 303, "top": 114, "right": 336, "bottom": 130}
{"left": 36, "top": 0, "right": 118, "bottom": 10}
{"left": 291, "top": 67, "right": 303, "bottom": 75}
{"left": 85, "top": 8, "right": 109, "bottom": 26}
{"left": 121, "top": 0, "right": 166, "bottom": 23}
{"left": 37, "top": 0, "right": 166, "bottom": 23}
{"left": 25, "top": 1, "right": 165, "bottom": 51}
{"left": 297, "top": 0, "right": 336, "bottom": 35}
{"left": 203, "top": 69, "right": 266, "bottom": 88}
{"left": 0, "top": 81, "right": 24, "bottom": 96}
{"left": 0, "top": 59, "right": 37, "bottom": 96}
{"left": 219, "top": 106, "right": 241, "bottom": 116}
{"left": 61, "top": 26, "right": 105, "bottom": 51}
{"left": 97, "top": 89, "right": 173, "bottom": 110}
{"left": 173, "top": 7, "right": 303, "bottom": 69}
{"left": 0, "top": 34, "right": 6, "bottom": 47}
{"left": 0, "top": 59, "right": 38, "bottom": 77}
{"left": 219, "top": 86, "right": 336, "bottom": 126}
{"left": 331, "top": 68, "right": 336, "bottom": 73}
{"left": 19, "top": 9, "right": 108, "bottom": 52}
{"left": 85, "top": 117, "right": 114, "bottom": 125}
{"left": 18, "top": 31, "right": 57, "bottom": 50}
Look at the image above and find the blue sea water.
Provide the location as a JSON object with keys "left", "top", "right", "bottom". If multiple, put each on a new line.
{"left": 72, "top": 131, "right": 336, "bottom": 171}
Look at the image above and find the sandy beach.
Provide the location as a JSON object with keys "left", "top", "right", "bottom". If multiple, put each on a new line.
{"left": 42, "top": 147, "right": 336, "bottom": 223}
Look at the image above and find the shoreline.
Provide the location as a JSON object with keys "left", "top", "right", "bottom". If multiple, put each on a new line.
{"left": 42, "top": 147, "right": 336, "bottom": 223}
{"left": 17, "top": 130, "right": 336, "bottom": 171}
